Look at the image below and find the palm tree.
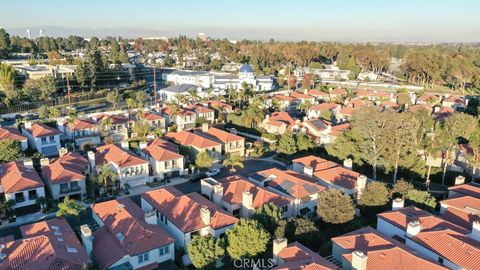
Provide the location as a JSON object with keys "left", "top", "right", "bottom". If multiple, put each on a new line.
{"left": 126, "top": 98, "right": 136, "bottom": 113}
{"left": 101, "top": 118, "right": 113, "bottom": 138}
{"left": 98, "top": 164, "right": 117, "bottom": 194}
{"left": 298, "top": 100, "right": 313, "bottom": 112}
{"left": 173, "top": 93, "right": 185, "bottom": 106}
{"left": 223, "top": 154, "right": 245, "bottom": 173}
{"left": 56, "top": 196, "right": 86, "bottom": 218}
{"left": 1, "top": 199, "right": 16, "bottom": 221}
{"left": 188, "top": 89, "right": 199, "bottom": 103}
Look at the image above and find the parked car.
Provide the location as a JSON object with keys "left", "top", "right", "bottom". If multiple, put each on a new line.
{"left": 190, "top": 172, "right": 206, "bottom": 182}
{"left": 205, "top": 168, "right": 220, "bottom": 177}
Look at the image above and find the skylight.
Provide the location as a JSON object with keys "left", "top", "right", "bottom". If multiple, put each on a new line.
{"left": 116, "top": 232, "right": 125, "bottom": 241}
{"left": 66, "top": 247, "right": 78, "bottom": 253}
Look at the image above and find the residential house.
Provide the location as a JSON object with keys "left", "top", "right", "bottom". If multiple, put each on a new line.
{"left": 302, "top": 119, "right": 333, "bottom": 144}
{"left": 165, "top": 130, "right": 222, "bottom": 162}
{"left": 87, "top": 198, "right": 175, "bottom": 270}
{"left": 22, "top": 122, "right": 61, "bottom": 156}
{"left": 440, "top": 195, "right": 480, "bottom": 230}
{"left": 0, "top": 126, "right": 28, "bottom": 151}
{"left": 272, "top": 94, "right": 298, "bottom": 111}
{"left": 376, "top": 204, "right": 480, "bottom": 270}
{"left": 200, "top": 175, "right": 293, "bottom": 218}
{"left": 138, "top": 138, "right": 185, "bottom": 179}
{"left": 142, "top": 112, "right": 167, "bottom": 133}
{"left": 186, "top": 104, "right": 215, "bottom": 123}
{"left": 260, "top": 112, "right": 301, "bottom": 135}
{"left": 328, "top": 88, "right": 347, "bottom": 101}
{"left": 248, "top": 168, "right": 327, "bottom": 216}
{"left": 41, "top": 150, "right": 88, "bottom": 200}
{"left": 0, "top": 160, "right": 45, "bottom": 210}
{"left": 88, "top": 144, "right": 149, "bottom": 187}
{"left": 331, "top": 226, "right": 446, "bottom": 270}
{"left": 289, "top": 91, "right": 316, "bottom": 105}
{"left": 0, "top": 218, "right": 88, "bottom": 270}
{"left": 93, "top": 114, "right": 131, "bottom": 143}
{"left": 159, "top": 106, "right": 197, "bottom": 131}
{"left": 442, "top": 95, "right": 466, "bottom": 110}
{"left": 60, "top": 118, "right": 101, "bottom": 148}
{"left": 272, "top": 238, "right": 338, "bottom": 270}
{"left": 335, "top": 107, "right": 358, "bottom": 123}
{"left": 194, "top": 125, "right": 245, "bottom": 156}
{"left": 158, "top": 84, "right": 199, "bottom": 102}
{"left": 307, "top": 103, "right": 339, "bottom": 120}
{"left": 306, "top": 89, "right": 329, "bottom": 102}
{"left": 141, "top": 187, "right": 238, "bottom": 251}
{"left": 292, "top": 155, "right": 366, "bottom": 196}
{"left": 416, "top": 94, "right": 440, "bottom": 105}
{"left": 448, "top": 182, "right": 480, "bottom": 199}
{"left": 328, "top": 123, "right": 352, "bottom": 142}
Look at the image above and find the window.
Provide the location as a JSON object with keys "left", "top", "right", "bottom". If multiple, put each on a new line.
{"left": 70, "top": 181, "right": 79, "bottom": 191}
{"left": 60, "top": 183, "right": 69, "bottom": 193}
{"left": 41, "top": 137, "right": 47, "bottom": 142}
{"left": 137, "top": 252, "right": 149, "bottom": 263}
{"left": 49, "top": 136, "right": 55, "bottom": 141}
{"left": 164, "top": 246, "right": 169, "bottom": 254}
{"left": 15, "top": 192, "right": 25, "bottom": 203}
{"left": 438, "top": 257, "right": 444, "bottom": 264}
{"left": 28, "top": 190, "right": 37, "bottom": 200}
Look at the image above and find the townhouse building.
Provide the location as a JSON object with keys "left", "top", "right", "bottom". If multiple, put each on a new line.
{"left": 165, "top": 130, "right": 222, "bottom": 162}
{"left": 138, "top": 138, "right": 185, "bottom": 179}
{"left": 22, "top": 122, "right": 61, "bottom": 156}
{"left": 60, "top": 118, "right": 101, "bottom": 148}
{"left": 0, "top": 126, "right": 28, "bottom": 151}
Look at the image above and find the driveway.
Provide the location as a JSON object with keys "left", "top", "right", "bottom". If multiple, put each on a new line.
{"left": 217, "top": 159, "right": 285, "bottom": 178}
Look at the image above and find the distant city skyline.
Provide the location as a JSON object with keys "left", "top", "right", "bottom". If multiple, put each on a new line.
{"left": 2, "top": 0, "right": 480, "bottom": 42}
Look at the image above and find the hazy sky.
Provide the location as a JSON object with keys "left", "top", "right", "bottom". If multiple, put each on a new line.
{"left": 1, "top": 0, "right": 479, "bottom": 42}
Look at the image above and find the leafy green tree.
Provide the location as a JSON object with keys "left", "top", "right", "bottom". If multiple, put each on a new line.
{"left": 317, "top": 189, "right": 355, "bottom": 224}
{"left": 37, "top": 77, "right": 57, "bottom": 100}
{"left": 391, "top": 179, "right": 414, "bottom": 199}
{"left": 251, "top": 203, "right": 283, "bottom": 234}
{"left": 38, "top": 105, "right": 49, "bottom": 119}
{"left": 277, "top": 131, "right": 297, "bottom": 155}
{"left": 226, "top": 219, "right": 270, "bottom": 260}
{"left": 106, "top": 90, "right": 121, "bottom": 109}
{"left": 187, "top": 235, "right": 225, "bottom": 269}
{"left": 406, "top": 189, "right": 437, "bottom": 211}
{"left": 274, "top": 217, "right": 322, "bottom": 251}
{"left": 196, "top": 151, "right": 214, "bottom": 171}
{"left": 241, "top": 102, "right": 265, "bottom": 128}
{"left": 48, "top": 107, "right": 60, "bottom": 118}
{"left": 56, "top": 196, "right": 86, "bottom": 218}
{"left": 296, "top": 134, "right": 314, "bottom": 151}
{"left": 0, "top": 28, "right": 10, "bottom": 58}
{"left": 97, "top": 164, "right": 117, "bottom": 192}
{"left": 222, "top": 154, "right": 244, "bottom": 173}
{"left": 0, "top": 139, "right": 23, "bottom": 163}
{"left": 0, "top": 63, "right": 17, "bottom": 104}
{"left": 359, "top": 182, "right": 390, "bottom": 208}
{"left": 135, "top": 91, "right": 148, "bottom": 108}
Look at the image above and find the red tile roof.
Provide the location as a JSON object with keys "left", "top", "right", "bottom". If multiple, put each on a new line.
{"left": 0, "top": 218, "right": 88, "bottom": 270}
{"left": 273, "top": 94, "right": 297, "bottom": 102}
{"left": 202, "top": 127, "right": 244, "bottom": 143}
{"left": 206, "top": 100, "right": 233, "bottom": 111}
{"left": 268, "top": 112, "right": 297, "bottom": 127}
{"left": 218, "top": 175, "right": 292, "bottom": 208}
{"left": 95, "top": 114, "right": 130, "bottom": 125}
{"left": 337, "top": 107, "right": 358, "bottom": 116}
{"left": 255, "top": 168, "right": 327, "bottom": 199}
{"left": 275, "top": 242, "right": 338, "bottom": 270}
{"left": 42, "top": 152, "right": 88, "bottom": 184}
{"left": 332, "top": 227, "right": 446, "bottom": 270}
{"left": 142, "top": 187, "right": 238, "bottom": 233}
{"left": 0, "top": 127, "right": 27, "bottom": 142}
{"left": 165, "top": 130, "right": 221, "bottom": 149}
{"left": 309, "top": 103, "right": 338, "bottom": 112}
{"left": 307, "top": 89, "right": 329, "bottom": 97}
{"left": 448, "top": 183, "right": 480, "bottom": 198}
{"left": 292, "top": 155, "right": 360, "bottom": 190}
{"left": 440, "top": 195, "right": 480, "bottom": 229}
{"left": 67, "top": 118, "right": 96, "bottom": 130}
{"left": 141, "top": 138, "right": 183, "bottom": 162}
{"left": 0, "top": 161, "right": 44, "bottom": 193}
{"left": 142, "top": 112, "right": 165, "bottom": 121}
{"left": 26, "top": 123, "right": 60, "bottom": 137}
{"left": 95, "top": 144, "right": 148, "bottom": 168}
{"left": 377, "top": 206, "right": 469, "bottom": 234}
{"left": 92, "top": 198, "right": 174, "bottom": 269}
{"left": 329, "top": 88, "right": 346, "bottom": 96}
{"left": 407, "top": 104, "right": 433, "bottom": 114}
{"left": 412, "top": 228, "right": 480, "bottom": 270}
{"left": 186, "top": 104, "right": 215, "bottom": 114}
{"left": 290, "top": 91, "right": 315, "bottom": 100}
{"left": 330, "top": 123, "right": 351, "bottom": 137}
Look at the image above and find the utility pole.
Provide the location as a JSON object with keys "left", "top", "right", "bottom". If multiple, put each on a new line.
{"left": 67, "top": 75, "right": 71, "bottom": 108}
{"left": 153, "top": 67, "right": 157, "bottom": 107}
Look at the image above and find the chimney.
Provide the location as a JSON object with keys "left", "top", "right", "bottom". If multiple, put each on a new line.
{"left": 144, "top": 210, "right": 157, "bottom": 225}
{"left": 59, "top": 147, "right": 68, "bottom": 157}
{"left": 455, "top": 175, "right": 465, "bottom": 185}
{"left": 230, "top": 128, "right": 237, "bottom": 135}
{"left": 351, "top": 250, "right": 368, "bottom": 270}
{"left": 87, "top": 151, "right": 96, "bottom": 174}
{"left": 242, "top": 191, "right": 253, "bottom": 218}
{"left": 202, "top": 122, "right": 209, "bottom": 132}
{"left": 80, "top": 225, "right": 93, "bottom": 256}
{"left": 120, "top": 141, "right": 129, "bottom": 150}
{"left": 272, "top": 238, "right": 288, "bottom": 263}
{"left": 406, "top": 220, "right": 422, "bottom": 237}
{"left": 303, "top": 165, "right": 314, "bottom": 177}
{"left": 392, "top": 198, "right": 404, "bottom": 210}
{"left": 200, "top": 206, "right": 211, "bottom": 226}
{"left": 356, "top": 175, "right": 367, "bottom": 196}
{"left": 23, "top": 159, "right": 34, "bottom": 168}
{"left": 139, "top": 141, "right": 148, "bottom": 150}
{"left": 212, "top": 184, "right": 224, "bottom": 205}
{"left": 40, "top": 158, "right": 50, "bottom": 167}
{"left": 343, "top": 158, "right": 353, "bottom": 170}
{"left": 469, "top": 221, "right": 480, "bottom": 242}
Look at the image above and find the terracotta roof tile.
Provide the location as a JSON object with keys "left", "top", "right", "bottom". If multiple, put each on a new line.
{"left": 292, "top": 156, "right": 360, "bottom": 190}
{"left": 440, "top": 195, "right": 480, "bottom": 229}
{"left": 142, "top": 187, "right": 237, "bottom": 233}
{"left": 95, "top": 144, "right": 148, "bottom": 168}
{"left": 448, "top": 183, "right": 480, "bottom": 198}
{"left": 0, "top": 161, "right": 44, "bottom": 193}
{"left": 26, "top": 123, "right": 60, "bottom": 137}
{"left": 141, "top": 138, "right": 183, "bottom": 162}
{"left": 275, "top": 242, "right": 338, "bottom": 270}
{"left": 309, "top": 103, "right": 338, "bottom": 112}
{"left": 165, "top": 130, "right": 221, "bottom": 149}
{"left": 67, "top": 118, "right": 96, "bottom": 130}
{"left": 92, "top": 198, "right": 174, "bottom": 269}
{"left": 204, "top": 127, "right": 244, "bottom": 143}
{"left": 0, "top": 127, "right": 27, "bottom": 142}
{"left": 42, "top": 152, "right": 88, "bottom": 184}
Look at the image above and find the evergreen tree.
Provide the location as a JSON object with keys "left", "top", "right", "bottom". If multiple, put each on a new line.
{"left": 296, "top": 134, "right": 314, "bottom": 151}
{"left": 0, "top": 139, "right": 23, "bottom": 163}
{"left": 195, "top": 151, "right": 214, "bottom": 171}
{"left": 317, "top": 189, "right": 355, "bottom": 224}
{"left": 226, "top": 219, "right": 270, "bottom": 260}
{"left": 278, "top": 131, "right": 297, "bottom": 155}
{"left": 251, "top": 203, "right": 283, "bottom": 234}
{"left": 187, "top": 235, "right": 225, "bottom": 269}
